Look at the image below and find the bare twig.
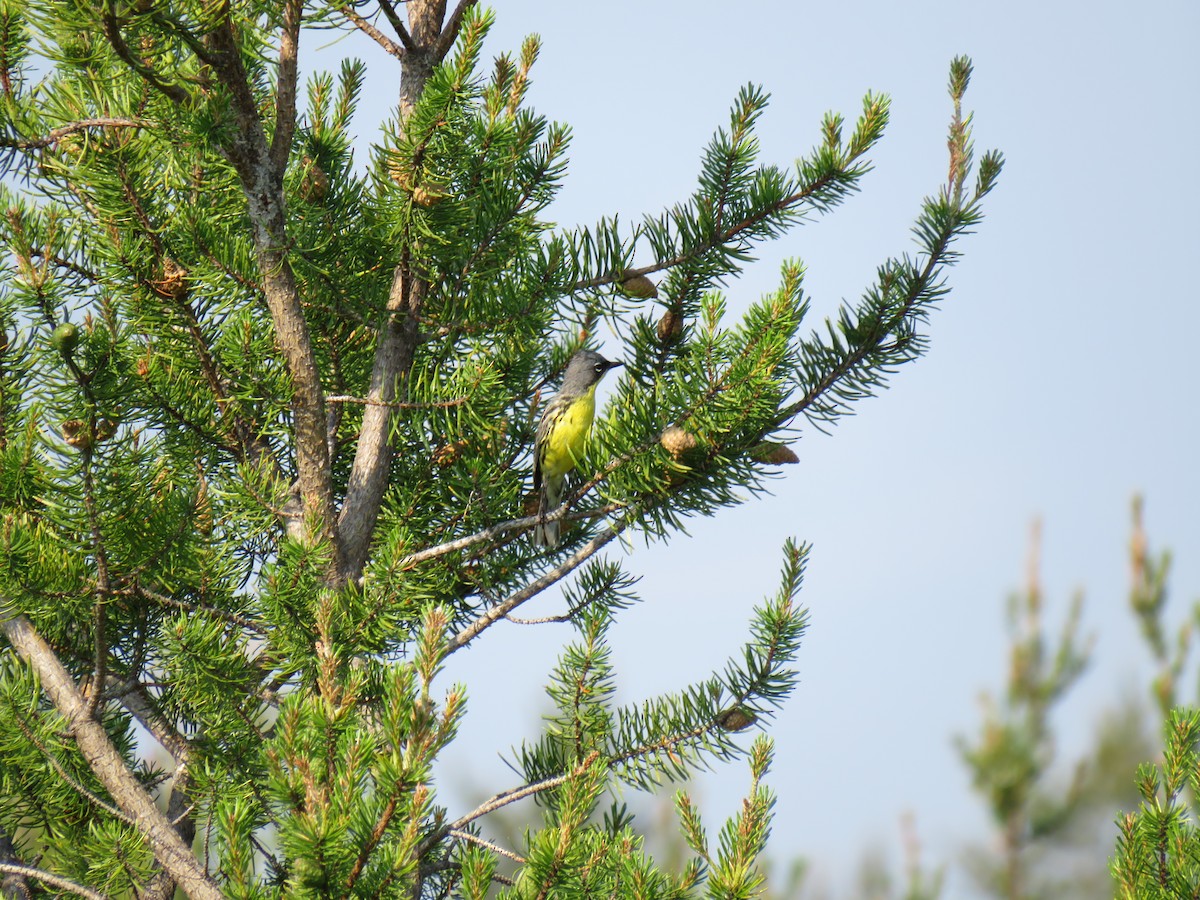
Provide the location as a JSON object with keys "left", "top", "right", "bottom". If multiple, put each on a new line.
{"left": 0, "top": 117, "right": 147, "bottom": 150}
{"left": 0, "top": 863, "right": 107, "bottom": 900}
{"left": 338, "top": 5, "right": 404, "bottom": 57}
{"left": 391, "top": 503, "right": 625, "bottom": 574}
{"left": 326, "top": 393, "right": 468, "bottom": 410}
{"left": 417, "top": 755, "right": 596, "bottom": 858}
{"left": 376, "top": 0, "right": 416, "bottom": 52}
{"left": 446, "top": 521, "right": 627, "bottom": 653}
{"left": 447, "top": 828, "right": 525, "bottom": 864}
{"left": 129, "top": 585, "right": 265, "bottom": 635}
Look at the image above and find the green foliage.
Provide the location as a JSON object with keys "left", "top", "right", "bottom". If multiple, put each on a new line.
{"left": 957, "top": 526, "right": 1115, "bottom": 900}
{"left": 0, "top": 2, "right": 1000, "bottom": 896}
{"left": 1109, "top": 500, "right": 1200, "bottom": 899}
{"left": 1112, "top": 709, "right": 1200, "bottom": 899}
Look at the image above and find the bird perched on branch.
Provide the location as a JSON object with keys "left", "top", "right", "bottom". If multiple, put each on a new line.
{"left": 533, "top": 349, "right": 622, "bottom": 547}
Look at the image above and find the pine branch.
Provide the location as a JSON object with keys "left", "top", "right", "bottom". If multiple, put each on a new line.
{"left": 337, "top": 267, "right": 424, "bottom": 578}
{"left": 110, "top": 164, "right": 262, "bottom": 459}
{"left": 270, "top": 0, "right": 303, "bottom": 173}
{"left": 204, "top": 12, "right": 338, "bottom": 556}
{"left": 8, "top": 705, "right": 132, "bottom": 825}
{"left": 566, "top": 152, "right": 851, "bottom": 294}
{"left": 0, "top": 614, "right": 222, "bottom": 900}
{"left": 99, "top": 0, "right": 189, "bottom": 104}
{"left": 130, "top": 585, "right": 266, "bottom": 636}
{"left": 781, "top": 176, "right": 999, "bottom": 432}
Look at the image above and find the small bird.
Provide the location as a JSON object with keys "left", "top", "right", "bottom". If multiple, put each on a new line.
{"left": 533, "top": 349, "right": 623, "bottom": 547}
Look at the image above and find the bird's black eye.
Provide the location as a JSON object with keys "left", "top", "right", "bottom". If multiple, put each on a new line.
{"left": 594, "top": 363, "right": 605, "bottom": 374}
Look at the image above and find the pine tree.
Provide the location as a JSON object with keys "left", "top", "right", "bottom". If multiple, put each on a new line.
{"left": 0, "top": 2, "right": 1000, "bottom": 897}
{"left": 1111, "top": 499, "right": 1200, "bottom": 899}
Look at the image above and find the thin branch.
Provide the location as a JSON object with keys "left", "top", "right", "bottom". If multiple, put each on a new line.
{"left": 504, "top": 612, "right": 568, "bottom": 625}
{"left": 100, "top": 2, "right": 189, "bottom": 105}
{"left": 433, "top": 0, "right": 477, "bottom": 59}
{"left": 0, "top": 863, "right": 108, "bottom": 900}
{"left": 81, "top": 453, "right": 111, "bottom": 721}
{"left": 417, "top": 756, "right": 594, "bottom": 858}
{"left": 9, "top": 710, "right": 133, "bottom": 825}
{"left": 0, "top": 117, "right": 147, "bottom": 150}
{"left": 447, "top": 828, "right": 525, "bottom": 864}
{"left": 391, "top": 503, "right": 625, "bottom": 574}
{"left": 269, "top": 0, "right": 303, "bottom": 173}
{"left": 504, "top": 580, "right": 617, "bottom": 625}
{"left": 0, "top": 614, "right": 223, "bottom": 900}
{"left": 446, "top": 521, "right": 627, "bottom": 653}
{"left": 344, "top": 795, "right": 398, "bottom": 893}
{"left": 339, "top": 5, "right": 404, "bottom": 57}
{"left": 109, "top": 676, "right": 192, "bottom": 765}
{"left": 30, "top": 248, "right": 102, "bottom": 284}
{"left": 129, "top": 585, "right": 266, "bottom": 635}
{"left": 376, "top": 0, "right": 417, "bottom": 52}
{"left": 326, "top": 393, "right": 468, "bottom": 410}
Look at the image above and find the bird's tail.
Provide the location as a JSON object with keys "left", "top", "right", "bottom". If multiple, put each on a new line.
{"left": 534, "top": 475, "right": 563, "bottom": 548}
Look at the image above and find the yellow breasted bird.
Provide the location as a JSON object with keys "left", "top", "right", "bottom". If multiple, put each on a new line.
{"left": 533, "top": 349, "right": 622, "bottom": 547}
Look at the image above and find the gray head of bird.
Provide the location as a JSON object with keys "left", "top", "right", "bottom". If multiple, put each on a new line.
{"left": 561, "top": 349, "right": 623, "bottom": 393}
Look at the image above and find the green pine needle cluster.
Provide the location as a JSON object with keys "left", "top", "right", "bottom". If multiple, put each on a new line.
{"left": 1112, "top": 709, "right": 1200, "bottom": 898}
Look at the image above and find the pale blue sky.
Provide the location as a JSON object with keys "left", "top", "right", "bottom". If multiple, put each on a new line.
{"left": 336, "top": 1, "right": 1199, "bottom": 894}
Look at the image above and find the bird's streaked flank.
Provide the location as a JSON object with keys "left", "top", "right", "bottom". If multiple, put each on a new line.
{"left": 533, "top": 349, "right": 622, "bottom": 547}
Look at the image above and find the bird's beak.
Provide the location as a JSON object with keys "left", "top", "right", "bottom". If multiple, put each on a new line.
{"left": 607, "top": 360, "right": 624, "bottom": 372}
